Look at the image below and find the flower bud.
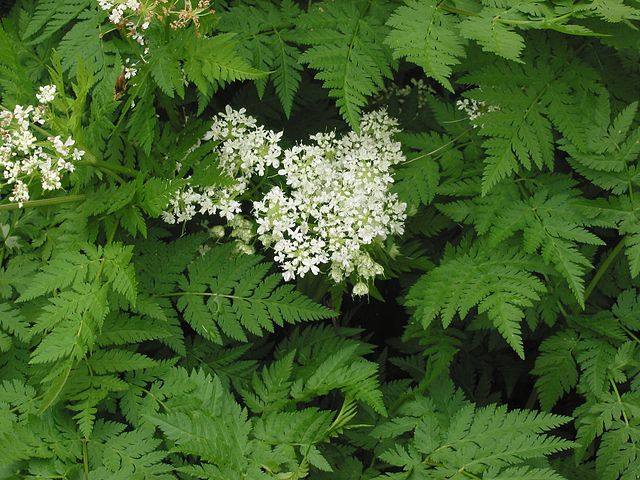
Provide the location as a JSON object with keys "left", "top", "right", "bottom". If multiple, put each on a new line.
{"left": 209, "top": 225, "right": 225, "bottom": 238}
{"left": 352, "top": 282, "right": 369, "bottom": 297}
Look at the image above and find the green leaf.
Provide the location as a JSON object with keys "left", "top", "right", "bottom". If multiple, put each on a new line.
{"left": 461, "top": 46, "right": 600, "bottom": 193}
{"left": 177, "top": 245, "right": 334, "bottom": 344}
{"left": 183, "top": 33, "right": 267, "bottom": 94}
{"left": 378, "top": 388, "right": 573, "bottom": 476}
{"left": 24, "top": 0, "right": 90, "bottom": 42}
{"left": 297, "top": 0, "right": 394, "bottom": 127}
{"left": 90, "top": 425, "right": 173, "bottom": 478}
{"left": 30, "top": 283, "right": 109, "bottom": 364}
{"left": 149, "top": 45, "right": 184, "bottom": 98}
{"left": 386, "top": 0, "right": 465, "bottom": 91}
{"left": 127, "top": 86, "right": 157, "bottom": 156}
{"left": 0, "top": 302, "right": 29, "bottom": 342}
{"left": 533, "top": 330, "right": 580, "bottom": 409}
{"left": 145, "top": 370, "right": 252, "bottom": 469}
{"left": 218, "top": 0, "right": 303, "bottom": 116}
{"left": 405, "top": 240, "right": 546, "bottom": 358}
{"left": 87, "top": 349, "right": 159, "bottom": 374}
{"left": 58, "top": 11, "right": 120, "bottom": 79}
{"left": 459, "top": 12, "right": 525, "bottom": 62}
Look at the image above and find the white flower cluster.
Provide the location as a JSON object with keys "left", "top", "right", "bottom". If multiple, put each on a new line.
{"left": 456, "top": 98, "right": 499, "bottom": 127}
{"left": 254, "top": 110, "right": 407, "bottom": 292}
{"left": 35, "top": 84, "right": 57, "bottom": 104}
{"left": 163, "top": 107, "right": 407, "bottom": 295}
{"left": 0, "top": 87, "right": 84, "bottom": 207}
{"left": 254, "top": 111, "right": 406, "bottom": 288}
{"left": 162, "top": 106, "right": 282, "bottom": 224}
{"left": 98, "top": 0, "right": 212, "bottom": 47}
{"left": 98, "top": 0, "right": 149, "bottom": 45}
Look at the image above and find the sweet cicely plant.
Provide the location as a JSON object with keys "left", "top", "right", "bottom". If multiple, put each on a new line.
{"left": 0, "top": 0, "right": 639, "bottom": 479}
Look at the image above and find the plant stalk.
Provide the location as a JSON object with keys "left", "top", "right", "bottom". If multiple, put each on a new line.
{"left": 0, "top": 194, "right": 85, "bottom": 211}
{"left": 582, "top": 237, "right": 626, "bottom": 307}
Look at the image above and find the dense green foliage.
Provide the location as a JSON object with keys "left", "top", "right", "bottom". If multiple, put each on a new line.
{"left": 0, "top": 0, "right": 639, "bottom": 478}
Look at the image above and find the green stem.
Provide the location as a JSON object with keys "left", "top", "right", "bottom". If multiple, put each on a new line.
{"left": 29, "top": 121, "right": 54, "bottom": 139}
{"left": 458, "top": 468, "right": 482, "bottom": 480}
{"left": 582, "top": 237, "right": 626, "bottom": 307}
{"left": 76, "top": 157, "right": 138, "bottom": 177}
{"left": 420, "top": 457, "right": 481, "bottom": 480}
{"left": 498, "top": 11, "right": 573, "bottom": 26}
{"left": 557, "top": 300, "right": 570, "bottom": 319}
{"left": 403, "top": 128, "right": 473, "bottom": 165}
{"left": 438, "top": 3, "right": 479, "bottom": 16}
{"left": 0, "top": 194, "right": 85, "bottom": 211}
{"left": 82, "top": 438, "right": 90, "bottom": 480}
{"left": 524, "top": 389, "right": 538, "bottom": 410}
{"left": 621, "top": 325, "right": 640, "bottom": 345}
{"left": 493, "top": 17, "right": 532, "bottom": 26}
{"left": 438, "top": 3, "right": 573, "bottom": 27}
{"left": 610, "top": 379, "right": 630, "bottom": 426}
{"left": 156, "top": 291, "right": 221, "bottom": 298}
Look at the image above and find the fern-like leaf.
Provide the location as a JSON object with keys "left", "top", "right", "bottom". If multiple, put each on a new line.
{"left": 176, "top": 245, "right": 334, "bottom": 343}
{"left": 0, "top": 302, "right": 29, "bottom": 342}
{"left": 183, "top": 32, "right": 267, "bottom": 94}
{"left": 0, "top": 25, "right": 33, "bottom": 103}
{"left": 394, "top": 132, "right": 459, "bottom": 210}
{"left": 405, "top": 241, "right": 546, "bottom": 358}
{"left": 148, "top": 43, "right": 184, "bottom": 98}
{"left": 24, "top": 0, "right": 90, "bottom": 43}
{"left": 145, "top": 370, "right": 252, "bottom": 470}
{"left": 90, "top": 424, "right": 173, "bottom": 479}
{"left": 533, "top": 330, "right": 580, "bottom": 409}
{"left": 440, "top": 177, "right": 604, "bottom": 306}
{"left": 241, "top": 351, "right": 295, "bottom": 414}
{"left": 376, "top": 386, "right": 573, "bottom": 477}
{"left": 459, "top": 10, "right": 525, "bottom": 61}
{"left": 218, "top": 0, "right": 303, "bottom": 116}
{"left": 461, "top": 47, "right": 601, "bottom": 193}
{"left": 297, "top": 0, "right": 394, "bottom": 127}
{"left": 386, "top": 0, "right": 465, "bottom": 91}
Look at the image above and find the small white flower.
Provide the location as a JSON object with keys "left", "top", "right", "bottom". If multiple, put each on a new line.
{"left": 197, "top": 244, "right": 211, "bottom": 256}
{"left": 98, "top": 0, "right": 113, "bottom": 10}
{"left": 108, "top": 5, "right": 126, "bottom": 24}
{"left": 236, "top": 243, "right": 255, "bottom": 255}
{"left": 9, "top": 180, "right": 29, "bottom": 207}
{"left": 71, "top": 148, "right": 85, "bottom": 162}
{"left": 36, "top": 84, "right": 56, "bottom": 104}
{"left": 124, "top": 66, "right": 137, "bottom": 80}
{"left": 456, "top": 98, "right": 499, "bottom": 127}
{"left": 132, "top": 32, "right": 145, "bottom": 45}
{"left": 1, "top": 93, "right": 81, "bottom": 206}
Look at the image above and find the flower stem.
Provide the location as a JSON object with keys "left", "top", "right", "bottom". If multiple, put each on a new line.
{"left": 437, "top": 3, "right": 479, "bottom": 16}
{"left": 76, "top": 157, "right": 138, "bottom": 177}
{"left": 82, "top": 438, "right": 90, "bottom": 480}
{"left": 582, "top": 236, "right": 626, "bottom": 306}
{"left": 0, "top": 194, "right": 85, "bottom": 211}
